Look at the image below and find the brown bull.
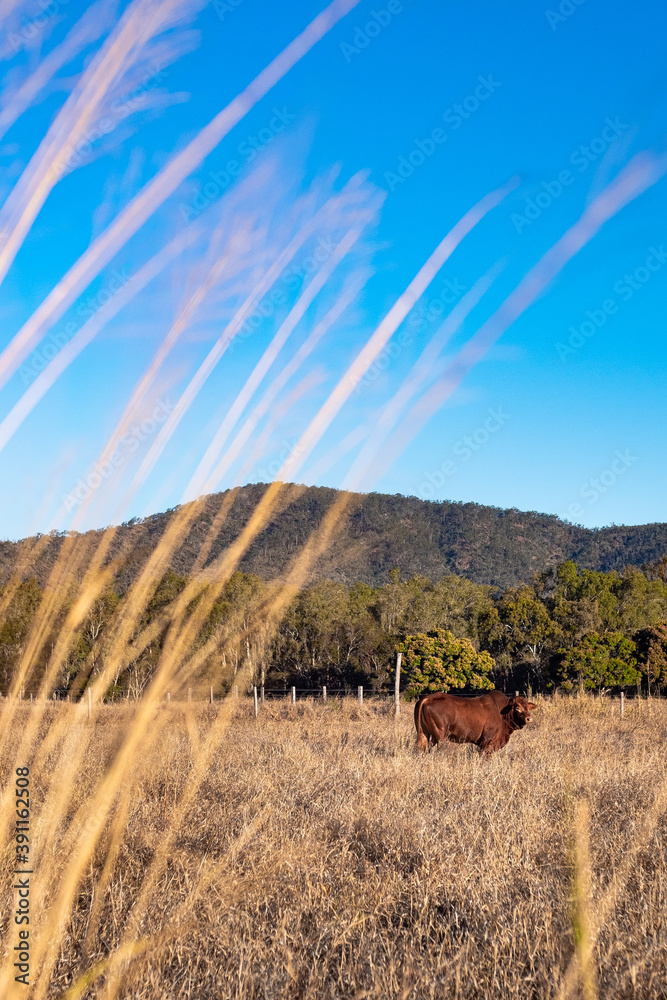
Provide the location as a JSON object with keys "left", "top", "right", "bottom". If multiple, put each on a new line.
{"left": 414, "top": 690, "right": 536, "bottom": 754}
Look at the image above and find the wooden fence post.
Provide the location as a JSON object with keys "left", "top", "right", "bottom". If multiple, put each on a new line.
{"left": 620, "top": 691, "right": 625, "bottom": 717}
{"left": 260, "top": 685, "right": 265, "bottom": 705}
{"left": 253, "top": 686, "right": 258, "bottom": 718}
{"left": 291, "top": 686, "right": 296, "bottom": 704}
{"left": 322, "top": 685, "right": 327, "bottom": 702}
{"left": 394, "top": 651, "right": 401, "bottom": 718}
{"left": 358, "top": 686, "right": 363, "bottom": 705}
{"left": 210, "top": 686, "right": 213, "bottom": 704}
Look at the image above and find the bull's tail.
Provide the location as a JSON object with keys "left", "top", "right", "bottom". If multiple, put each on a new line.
{"left": 414, "top": 695, "right": 429, "bottom": 752}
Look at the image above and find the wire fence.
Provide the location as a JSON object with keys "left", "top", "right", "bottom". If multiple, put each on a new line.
{"left": 3, "top": 687, "right": 660, "bottom": 711}
{"left": 0, "top": 685, "right": 392, "bottom": 703}
{"left": 259, "top": 687, "right": 389, "bottom": 699}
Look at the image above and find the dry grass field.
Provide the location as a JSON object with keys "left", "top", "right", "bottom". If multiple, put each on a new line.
{"left": 1, "top": 694, "right": 667, "bottom": 999}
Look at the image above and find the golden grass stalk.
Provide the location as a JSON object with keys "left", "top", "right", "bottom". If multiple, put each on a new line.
{"left": 557, "top": 752, "right": 667, "bottom": 999}
{"left": 0, "top": 0, "right": 366, "bottom": 390}
{"left": 0, "top": 227, "right": 198, "bottom": 462}
{"left": 129, "top": 177, "right": 377, "bottom": 500}
{"left": 217, "top": 270, "right": 371, "bottom": 491}
{"left": 56, "top": 938, "right": 152, "bottom": 1000}
{"left": 100, "top": 706, "right": 271, "bottom": 1000}
{"left": 1, "top": 696, "right": 666, "bottom": 997}
{"left": 374, "top": 156, "right": 667, "bottom": 488}
{"left": 6, "top": 180, "right": 375, "bottom": 744}
{"left": 570, "top": 797, "right": 597, "bottom": 1000}
{"left": 192, "top": 221, "right": 370, "bottom": 496}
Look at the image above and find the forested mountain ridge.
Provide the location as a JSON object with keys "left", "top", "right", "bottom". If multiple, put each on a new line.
{"left": 1, "top": 483, "right": 667, "bottom": 591}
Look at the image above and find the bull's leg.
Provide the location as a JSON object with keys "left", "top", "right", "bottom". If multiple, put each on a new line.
{"left": 479, "top": 729, "right": 502, "bottom": 755}
{"left": 432, "top": 723, "right": 450, "bottom": 750}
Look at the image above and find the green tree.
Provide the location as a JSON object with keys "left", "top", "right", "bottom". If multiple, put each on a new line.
{"left": 400, "top": 628, "right": 495, "bottom": 699}
{"left": 0, "top": 578, "right": 43, "bottom": 691}
{"left": 616, "top": 567, "right": 667, "bottom": 633}
{"left": 634, "top": 622, "right": 667, "bottom": 694}
{"left": 271, "top": 579, "right": 382, "bottom": 688}
{"left": 376, "top": 567, "right": 411, "bottom": 633}
{"left": 201, "top": 571, "right": 267, "bottom": 686}
{"left": 497, "top": 586, "right": 561, "bottom": 684}
{"left": 142, "top": 569, "right": 189, "bottom": 626}
{"left": 401, "top": 574, "right": 497, "bottom": 644}
{"left": 60, "top": 587, "right": 121, "bottom": 696}
{"left": 559, "top": 632, "right": 640, "bottom": 694}
{"left": 543, "top": 562, "right": 619, "bottom": 641}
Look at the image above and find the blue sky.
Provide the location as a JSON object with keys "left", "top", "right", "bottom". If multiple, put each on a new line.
{"left": 0, "top": 0, "right": 665, "bottom": 539}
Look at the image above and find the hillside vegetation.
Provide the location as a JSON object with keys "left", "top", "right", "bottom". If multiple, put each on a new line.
{"left": 3, "top": 483, "right": 667, "bottom": 591}
{"left": 2, "top": 484, "right": 667, "bottom": 700}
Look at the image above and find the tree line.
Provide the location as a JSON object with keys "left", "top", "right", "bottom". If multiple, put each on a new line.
{"left": 2, "top": 557, "right": 667, "bottom": 699}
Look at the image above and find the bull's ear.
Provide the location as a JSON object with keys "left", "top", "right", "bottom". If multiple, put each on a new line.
{"left": 527, "top": 702, "right": 537, "bottom": 710}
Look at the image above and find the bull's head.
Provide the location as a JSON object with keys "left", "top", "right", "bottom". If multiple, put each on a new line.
{"left": 502, "top": 696, "right": 537, "bottom": 729}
